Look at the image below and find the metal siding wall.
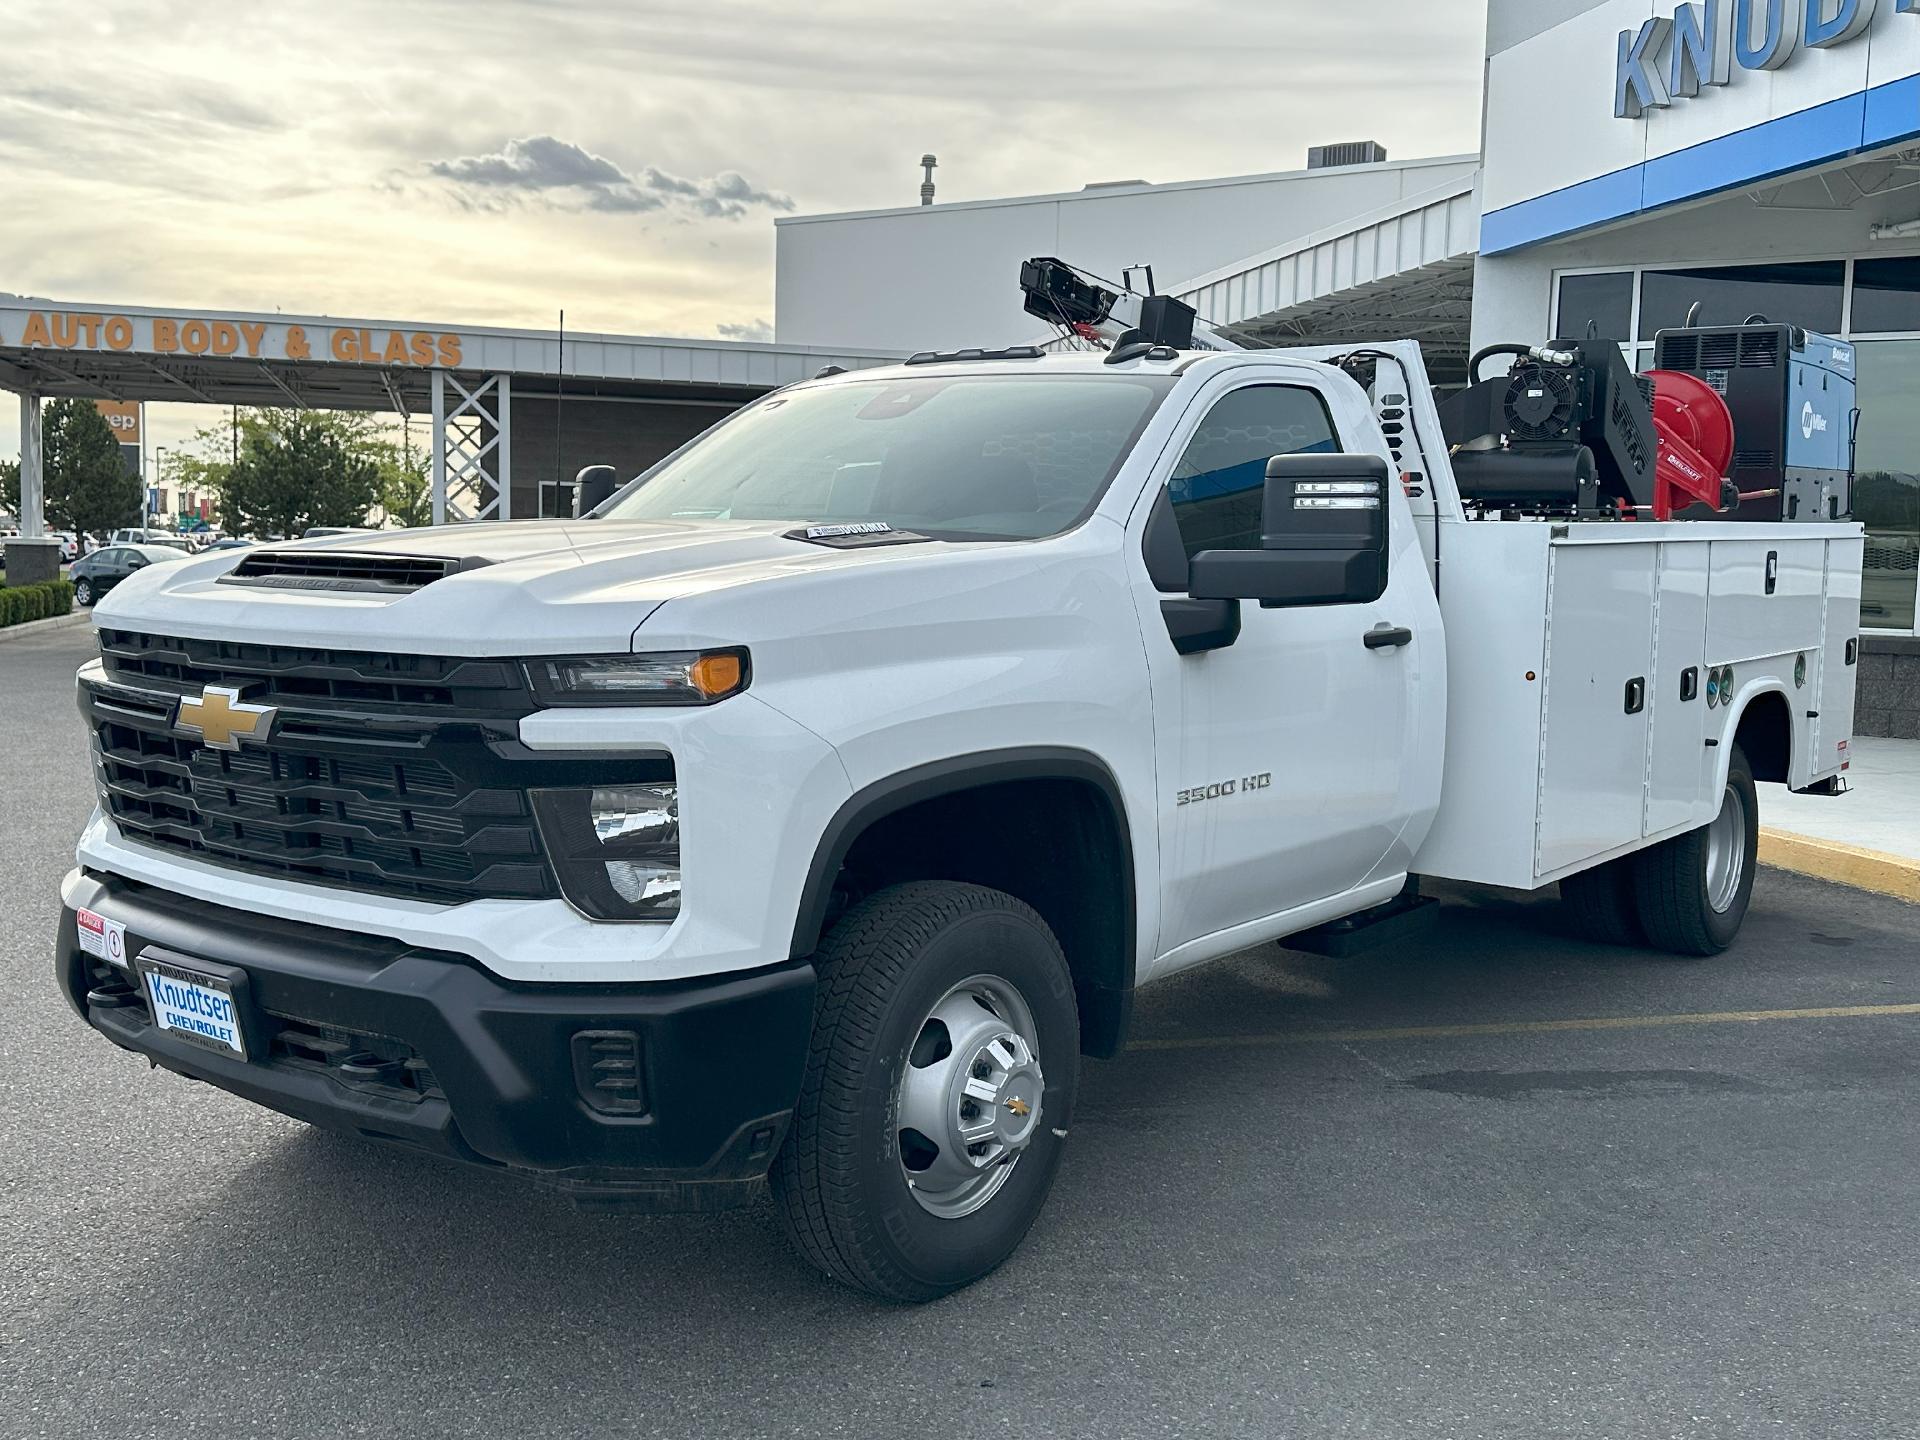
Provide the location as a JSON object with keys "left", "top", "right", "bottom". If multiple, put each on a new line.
{"left": 774, "top": 159, "right": 1481, "bottom": 352}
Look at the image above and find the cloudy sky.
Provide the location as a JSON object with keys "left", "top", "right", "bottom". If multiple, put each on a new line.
{"left": 0, "top": 0, "right": 1489, "bottom": 463}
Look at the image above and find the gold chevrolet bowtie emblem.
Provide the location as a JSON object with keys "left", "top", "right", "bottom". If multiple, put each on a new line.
{"left": 175, "top": 685, "right": 277, "bottom": 752}
{"left": 1004, "top": 1097, "right": 1032, "bottom": 1118}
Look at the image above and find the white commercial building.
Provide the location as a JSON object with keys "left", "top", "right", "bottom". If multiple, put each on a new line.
{"left": 776, "top": 0, "right": 1920, "bottom": 729}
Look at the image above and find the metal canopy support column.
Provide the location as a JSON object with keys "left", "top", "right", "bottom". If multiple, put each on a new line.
{"left": 18, "top": 390, "right": 43, "bottom": 537}
{"left": 430, "top": 369, "right": 447, "bottom": 526}
{"left": 429, "top": 371, "right": 511, "bottom": 523}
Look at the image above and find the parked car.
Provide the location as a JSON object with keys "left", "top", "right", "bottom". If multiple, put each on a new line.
{"left": 50, "top": 531, "right": 79, "bottom": 563}
{"left": 110, "top": 528, "right": 173, "bottom": 547}
{"left": 202, "top": 537, "right": 254, "bottom": 551}
{"left": 67, "top": 543, "right": 189, "bottom": 607}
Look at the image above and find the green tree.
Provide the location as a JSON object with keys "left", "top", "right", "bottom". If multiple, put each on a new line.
{"left": 377, "top": 447, "right": 432, "bottom": 529}
{"left": 163, "top": 448, "right": 232, "bottom": 515}
{"left": 219, "top": 411, "right": 379, "bottom": 537}
{"left": 1, "top": 456, "right": 18, "bottom": 519}
{"left": 29, "top": 399, "right": 143, "bottom": 536}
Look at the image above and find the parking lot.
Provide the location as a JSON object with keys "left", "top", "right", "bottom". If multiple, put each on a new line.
{"left": 4, "top": 621, "right": 1917, "bottom": 1439}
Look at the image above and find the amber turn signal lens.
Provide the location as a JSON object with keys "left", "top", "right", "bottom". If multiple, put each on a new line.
{"left": 689, "top": 652, "right": 745, "bottom": 699}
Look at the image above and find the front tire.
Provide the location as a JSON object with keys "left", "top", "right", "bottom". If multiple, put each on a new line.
{"left": 1632, "top": 743, "right": 1759, "bottom": 957}
{"left": 771, "top": 881, "right": 1079, "bottom": 1302}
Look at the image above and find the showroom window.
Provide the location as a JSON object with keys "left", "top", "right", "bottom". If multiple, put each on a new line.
{"left": 1637, "top": 261, "right": 1845, "bottom": 339}
{"left": 1853, "top": 340, "right": 1920, "bottom": 632}
{"left": 1555, "top": 272, "right": 1634, "bottom": 342}
{"left": 1851, "top": 257, "right": 1920, "bottom": 334}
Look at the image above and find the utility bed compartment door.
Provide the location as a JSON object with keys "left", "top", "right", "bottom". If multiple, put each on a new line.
{"left": 1815, "top": 536, "right": 1863, "bottom": 776}
{"left": 1707, "top": 539, "right": 1825, "bottom": 661}
{"left": 1645, "top": 545, "right": 1712, "bottom": 837}
{"left": 1536, "top": 544, "right": 1657, "bottom": 877}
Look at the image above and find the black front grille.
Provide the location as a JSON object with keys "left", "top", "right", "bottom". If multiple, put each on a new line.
{"left": 220, "top": 550, "right": 481, "bottom": 594}
{"left": 98, "top": 629, "right": 531, "bottom": 714}
{"left": 84, "top": 634, "right": 560, "bottom": 905}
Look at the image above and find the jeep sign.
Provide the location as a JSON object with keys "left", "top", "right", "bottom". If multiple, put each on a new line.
{"left": 1617, "top": 0, "right": 1919, "bottom": 120}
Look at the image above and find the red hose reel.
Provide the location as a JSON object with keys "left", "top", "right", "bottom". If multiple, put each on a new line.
{"left": 1646, "top": 369, "right": 1739, "bottom": 521}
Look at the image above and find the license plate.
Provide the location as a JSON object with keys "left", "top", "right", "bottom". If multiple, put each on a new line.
{"left": 138, "top": 956, "right": 248, "bottom": 1060}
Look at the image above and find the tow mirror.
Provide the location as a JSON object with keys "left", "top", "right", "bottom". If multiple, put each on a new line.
{"left": 1188, "top": 453, "right": 1390, "bottom": 609}
{"left": 573, "top": 464, "right": 621, "bottom": 518}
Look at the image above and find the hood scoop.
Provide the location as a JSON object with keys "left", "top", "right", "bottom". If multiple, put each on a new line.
{"left": 219, "top": 550, "right": 494, "bottom": 594}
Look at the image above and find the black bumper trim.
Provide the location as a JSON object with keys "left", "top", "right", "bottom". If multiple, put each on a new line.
{"left": 56, "top": 870, "right": 814, "bottom": 1208}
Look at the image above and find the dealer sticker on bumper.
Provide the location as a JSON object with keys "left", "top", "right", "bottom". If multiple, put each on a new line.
{"left": 75, "top": 907, "right": 128, "bottom": 969}
{"left": 138, "top": 958, "right": 247, "bottom": 1060}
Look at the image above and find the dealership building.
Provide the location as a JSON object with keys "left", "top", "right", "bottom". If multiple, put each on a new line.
{"left": 776, "top": 0, "right": 1920, "bottom": 734}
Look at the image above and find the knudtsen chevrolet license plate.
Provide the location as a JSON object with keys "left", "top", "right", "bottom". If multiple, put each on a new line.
{"left": 138, "top": 957, "right": 248, "bottom": 1060}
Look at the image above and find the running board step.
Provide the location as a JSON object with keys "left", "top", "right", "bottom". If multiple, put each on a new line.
{"left": 1283, "top": 893, "right": 1440, "bottom": 959}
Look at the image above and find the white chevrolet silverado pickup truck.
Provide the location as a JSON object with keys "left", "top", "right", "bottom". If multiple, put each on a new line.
{"left": 57, "top": 337, "right": 1862, "bottom": 1301}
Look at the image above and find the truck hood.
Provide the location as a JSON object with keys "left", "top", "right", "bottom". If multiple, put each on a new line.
{"left": 93, "top": 519, "right": 982, "bottom": 655}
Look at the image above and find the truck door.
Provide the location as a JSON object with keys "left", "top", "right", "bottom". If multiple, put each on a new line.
{"left": 1130, "top": 376, "right": 1445, "bottom": 968}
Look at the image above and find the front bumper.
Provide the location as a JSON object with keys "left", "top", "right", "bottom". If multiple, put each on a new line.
{"left": 55, "top": 869, "right": 815, "bottom": 1210}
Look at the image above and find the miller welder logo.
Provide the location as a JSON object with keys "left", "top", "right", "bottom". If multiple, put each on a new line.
{"left": 174, "top": 685, "right": 277, "bottom": 751}
{"left": 1802, "top": 402, "right": 1829, "bottom": 442}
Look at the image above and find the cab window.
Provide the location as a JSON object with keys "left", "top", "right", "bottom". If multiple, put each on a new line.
{"left": 1165, "top": 385, "right": 1340, "bottom": 561}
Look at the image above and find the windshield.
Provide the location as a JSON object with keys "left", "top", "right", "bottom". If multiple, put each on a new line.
{"left": 602, "top": 372, "right": 1176, "bottom": 540}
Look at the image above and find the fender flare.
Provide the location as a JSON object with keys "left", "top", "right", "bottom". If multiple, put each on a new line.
{"left": 789, "top": 745, "right": 1135, "bottom": 957}
{"left": 787, "top": 747, "right": 1139, "bottom": 1056}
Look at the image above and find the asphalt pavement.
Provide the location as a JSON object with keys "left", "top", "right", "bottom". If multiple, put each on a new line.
{"left": 3, "top": 623, "right": 1918, "bottom": 1439}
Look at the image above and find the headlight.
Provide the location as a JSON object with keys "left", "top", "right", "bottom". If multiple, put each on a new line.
{"left": 528, "top": 649, "right": 749, "bottom": 707}
{"left": 532, "top": 784, "right": 682, "bottom": 922}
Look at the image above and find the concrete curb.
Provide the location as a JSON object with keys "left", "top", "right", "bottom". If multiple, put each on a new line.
{"left": 0, "top": 609, "right": 92, "bottom": 645}
{"left": 1760, "top": 828, "right": 1920, "bottom": 904}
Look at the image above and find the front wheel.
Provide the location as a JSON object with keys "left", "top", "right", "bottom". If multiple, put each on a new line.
{"left": 771, "top": 881, "right": 1079, "bottom": 1302}
{"left": 1633, "top": 743, "right": 1759, "bottom": 956}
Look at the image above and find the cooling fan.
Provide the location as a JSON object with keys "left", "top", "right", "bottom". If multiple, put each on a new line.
{"left": 1503, "top": 364, "right": 1578, "bottom": 442}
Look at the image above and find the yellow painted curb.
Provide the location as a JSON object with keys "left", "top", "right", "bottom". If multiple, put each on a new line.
{"left": 1759, "top": 828, "right": 1920, "bottom": 904}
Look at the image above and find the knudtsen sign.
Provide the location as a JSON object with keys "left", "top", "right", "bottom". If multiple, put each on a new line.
{"left": 1617, "top": 0, "right": 1918, "bottom": 120}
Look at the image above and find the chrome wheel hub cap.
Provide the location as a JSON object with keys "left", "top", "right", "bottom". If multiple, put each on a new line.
{"left": 1706, "top": 783, "right": 1748, "bottom": 915}
{"left": 895, "top": 975, "right": 1044, "bottom": 1219}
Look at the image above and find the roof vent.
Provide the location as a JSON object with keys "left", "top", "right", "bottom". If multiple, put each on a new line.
{"left": 1308, "top": 142, "right": 1388, "bottom": 170}
{"left": 1082, "top": 179, "right": 1149, "bottom": 190}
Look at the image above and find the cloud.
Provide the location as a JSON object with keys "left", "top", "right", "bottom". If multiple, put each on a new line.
{"left": 426, "top": 135, "right": 793, "bottom": 219}
{"left": 716, "top": 318, "right": 773, "bottom": 342}
{"left": 429, "top": 134, "right": 630, "bottom": 190}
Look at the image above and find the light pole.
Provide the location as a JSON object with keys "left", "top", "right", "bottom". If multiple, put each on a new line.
{"left": 154, "top": 447, "right": 168, "bottom": 527}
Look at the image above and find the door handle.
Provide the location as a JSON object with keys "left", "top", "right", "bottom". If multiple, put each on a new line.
{"left": 1364, "top": 625, "right": 1414, "bottom": 650}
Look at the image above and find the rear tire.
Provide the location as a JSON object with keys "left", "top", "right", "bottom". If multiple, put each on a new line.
{"left": 771, "top": 881, "right": 1079, "bottom": 1302}
{"left": 73, "top": 578, "right": 93, "bottom": 607}
{"left": 1558, "top": 857, "right": 1646, "bottom": 947}
{"left": 1632, "top": 743, "right": 1759, "bottom": 957}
